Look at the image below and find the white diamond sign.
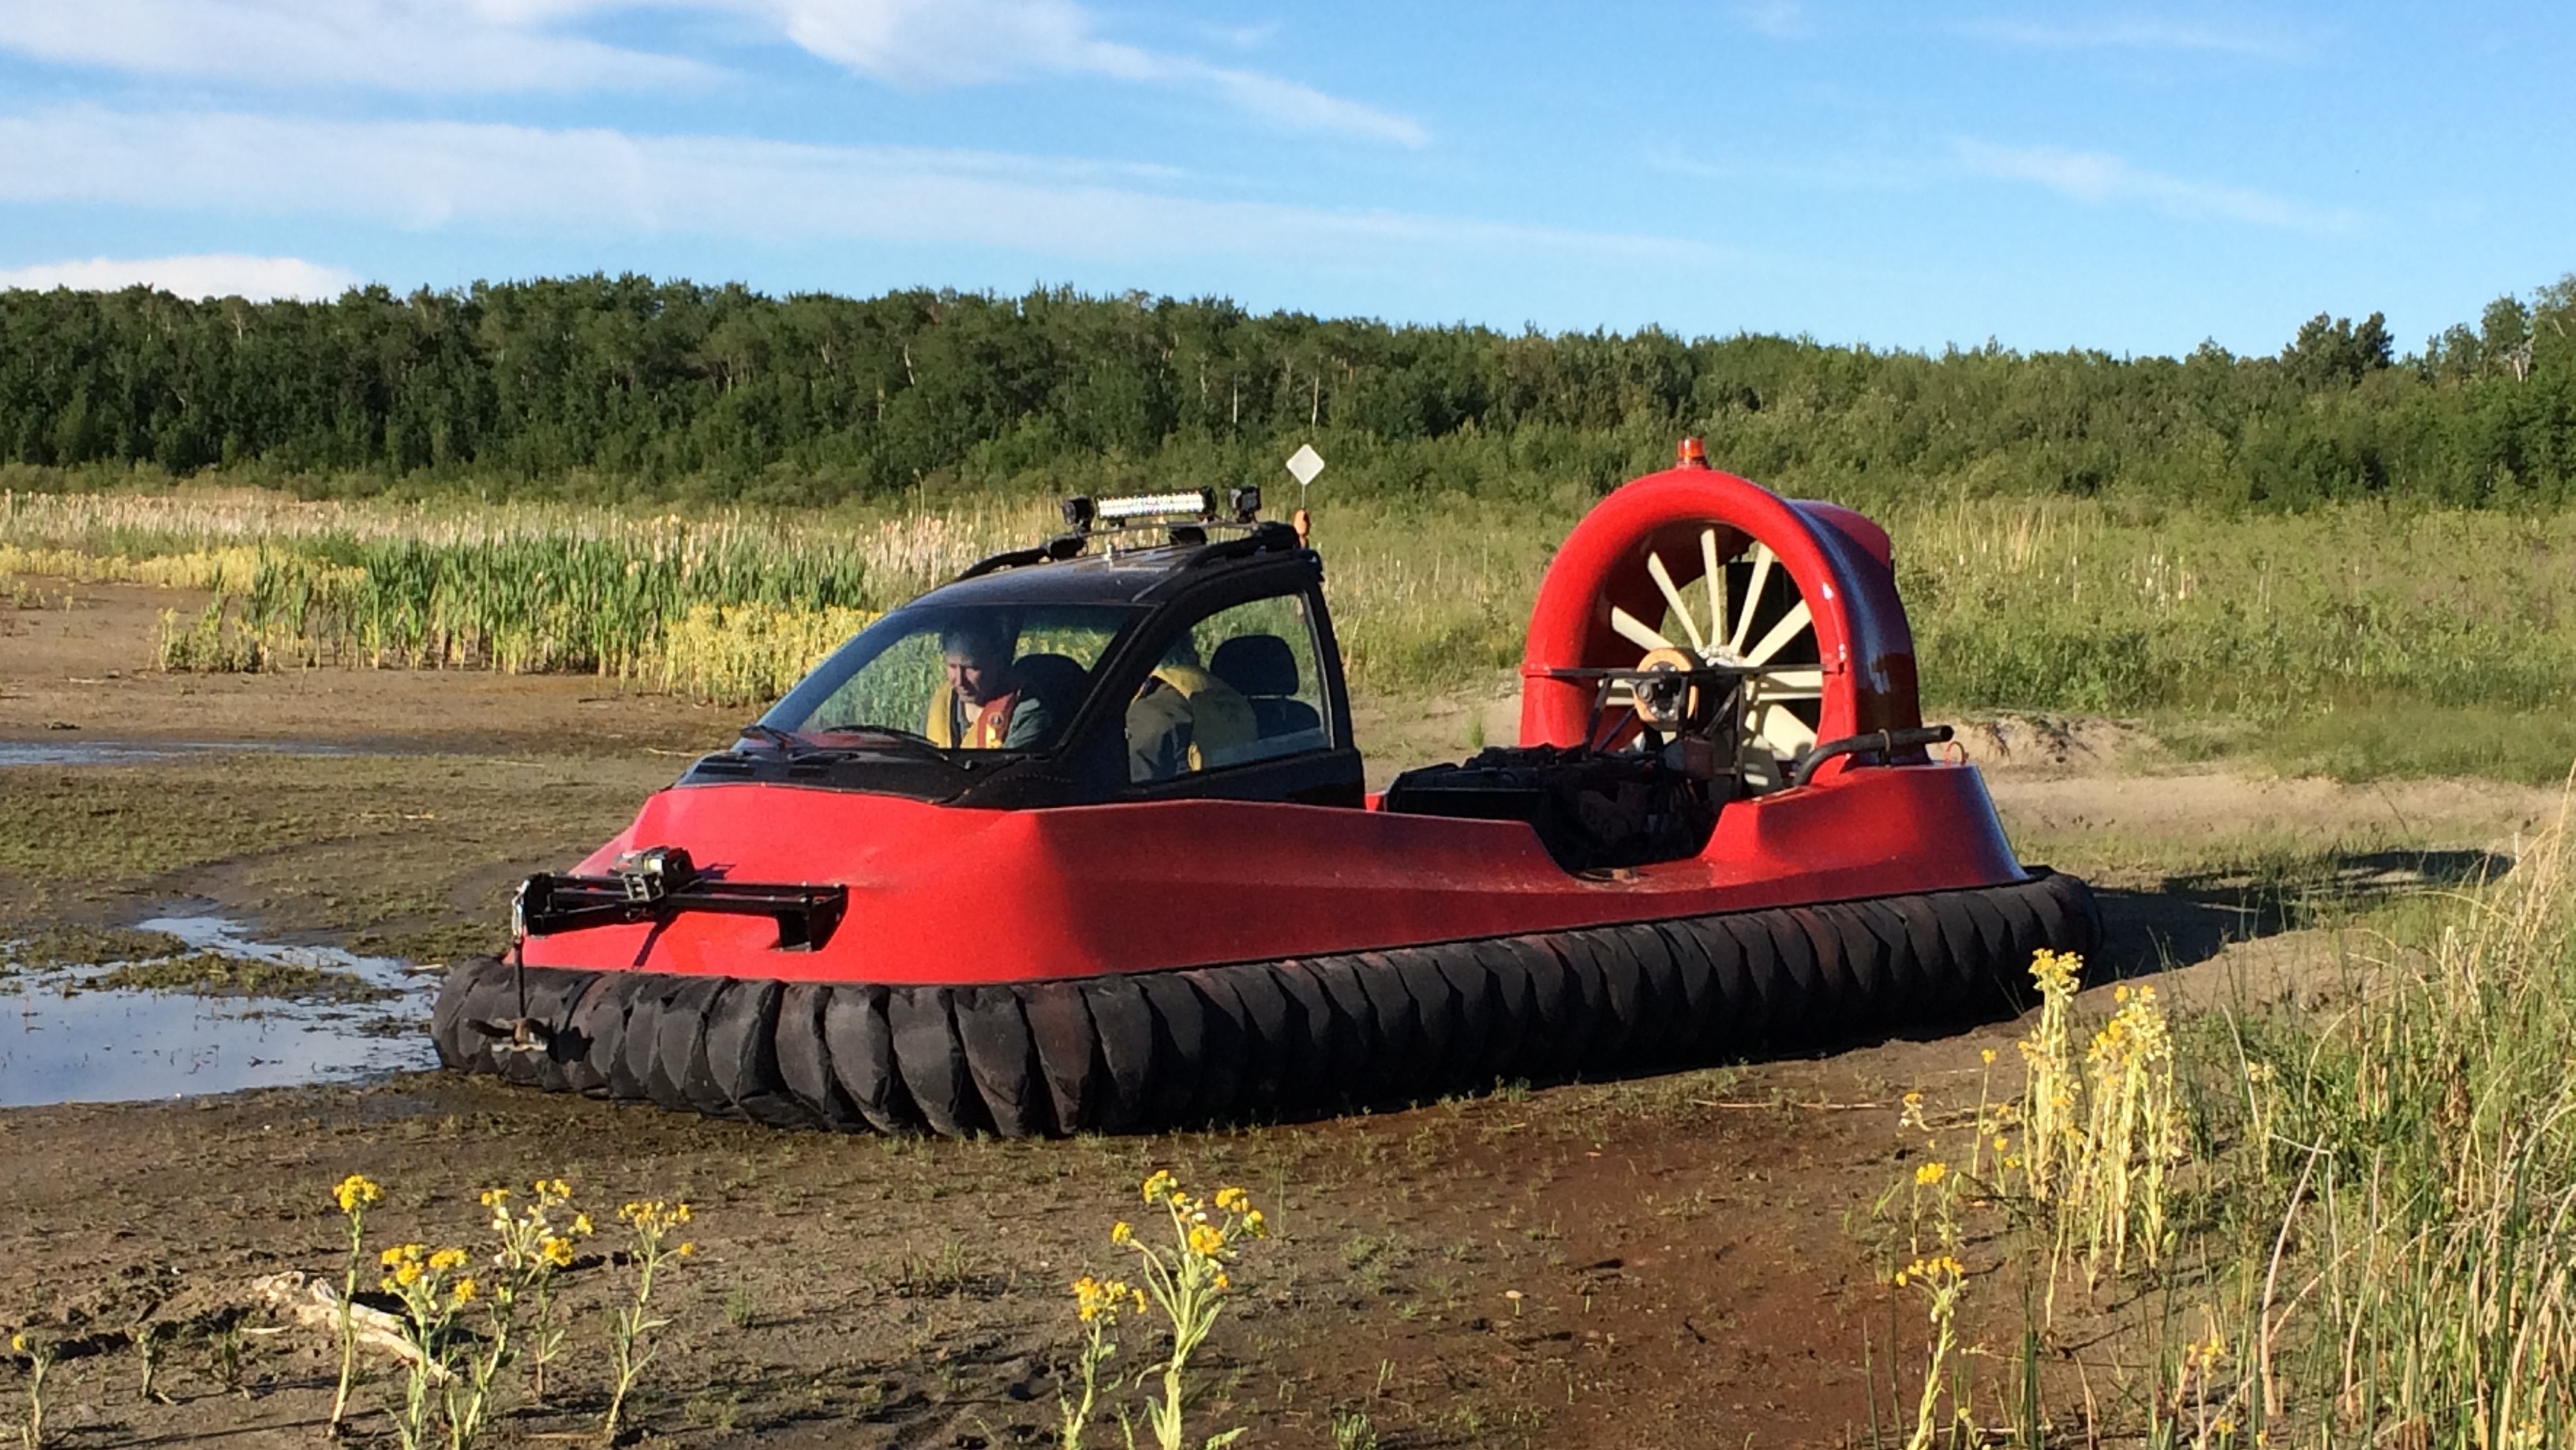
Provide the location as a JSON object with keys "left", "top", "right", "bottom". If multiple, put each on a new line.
{"left": 1283, "top": 444, "right": 1325, "bottom": 488}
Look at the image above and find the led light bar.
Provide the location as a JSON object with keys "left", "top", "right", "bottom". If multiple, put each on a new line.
{"left": 1094, "top": 489, "right": 1213, "bottom": 522}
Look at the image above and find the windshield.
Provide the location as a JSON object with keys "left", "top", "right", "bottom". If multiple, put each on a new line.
{"left": 758, "top": 603, "right": 1140, "bottom": 753}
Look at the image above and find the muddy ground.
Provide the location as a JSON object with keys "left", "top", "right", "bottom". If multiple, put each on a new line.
{"left": 0, "top": 584, "right": 2561, "bottom": 1448}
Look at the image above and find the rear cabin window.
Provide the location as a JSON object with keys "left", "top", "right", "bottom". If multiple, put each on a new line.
{"left": 1127, "top": 594, "right": 1333, "bottom": 782}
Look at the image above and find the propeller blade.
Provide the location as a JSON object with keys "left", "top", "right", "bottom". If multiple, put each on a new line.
{"left": 1749, "top": 704, "right": 1819, "bottom": 755}
{"left": 1728, "top": 543, "right": 1775, "bottom": 656}
{"left": 1610, "top": 606, "right": 1676, "bottom": 654}
{"left": 1747, "top": 601, "right": 1813, "bottom": 667}
{"left": 1702, "top": 528, "right": 1725, "bottom": 656}
{"left": 1746, "top": 666, "right": 1824, "bottom": 700}
{"left": 1646, "top": 551, "right": 1706, "bottom": 653}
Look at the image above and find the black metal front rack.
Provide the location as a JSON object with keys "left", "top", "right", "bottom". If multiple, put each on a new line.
{"left": 515, "top": 846, "right": 848, "bottom": 950}
{"left": 1538, "top": 663, "right": 1751, "bottom": 757}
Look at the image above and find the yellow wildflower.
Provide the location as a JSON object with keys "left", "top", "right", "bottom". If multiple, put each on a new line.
{"left": 1893, "top": 1254, "right": 1965, "bottom": 1288}
{"left": 1141, "top": 1169, "right": 1177, "bottom": 1204}
{"left": 333, "top": 1175, "right": 383, "bottom": 1215}
{"left": 1243, "top": 1208, "right": 1267, "bottom": 1237}
{"left": 677, "top": 1242, "right": 696, "bottom": 1257}
{"left": 427, "top": 1247, "right": 468, "bottom": 1273}
{"left": 1979, "top": 1047, "right": 1998, "bottom": 1066}
{"left": 1073, "top": 1275, "right": 1136, "bottom": 1323}
{"left": 479, "top": 1187, "right": 511, "bottom": 1208}
{"left": 1915, "top": 1161, "right": 1948, "bottom": 1187}
{"left": 2028, "top": 950, "right": 2080, "bottom": 995}
{"left": 1186, "top": 1223, "right": 1226, "bottom": 1257}
{"left": 573, "top": 1212, "right": 595, "bottom": 1236}
{"left": 1214, "top": 1186, "right": 1250, "bottom": 1214}
{"left": 1110, "top": 1220, "right": 1133, "bottom": 1246}
{"left": 541, "top": 1237, "right": 575, "bottom": 1268}
{"left": 451, "top": 1277, "right": 478, "bottom": 1305}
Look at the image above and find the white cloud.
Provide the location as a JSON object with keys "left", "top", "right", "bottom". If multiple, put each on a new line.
{"left": 1737, "top": 2, "right": 1807, "bottom": 39}
{"left": 1184, "top": 66, "right": 1428, "bottom": 148}
{"left": 0, "top": 0, "right": 1426, "bottom": 144}
{"left": 0, "top": 0, "right": 709, "bottom": 92}
{"left": 754, "top": 0, "right": 1426, "bottom": 144}
{"left": 0, "top": 253, "right": 361, "bottom": 300}
{"left": 756, "top": 0, "right": 1125, "bottom": 87}
{"left": 1964, "top": 16, "right": 2309, "bottom": 62}
{"left": 1189, "top": 20, "right": 1282, "bottom": 54}
{"left": 0, "top": 107, "right": 1672, "bottom": 265}
{"left": 1953, "top": 139, "right": 2359, "bottom": 234}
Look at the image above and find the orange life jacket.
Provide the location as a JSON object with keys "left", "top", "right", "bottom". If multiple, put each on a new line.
{"left": 925, "top": 686, "right": 1022, "bottom": 749}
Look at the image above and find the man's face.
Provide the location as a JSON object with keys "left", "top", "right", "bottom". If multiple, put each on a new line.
{"left": 944, "top": 641, "right": 1009, "bottom": 706}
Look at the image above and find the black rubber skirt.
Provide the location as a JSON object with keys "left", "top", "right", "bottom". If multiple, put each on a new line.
{"left": 432, "top": 871, "right": 2099, "bottom": 1137}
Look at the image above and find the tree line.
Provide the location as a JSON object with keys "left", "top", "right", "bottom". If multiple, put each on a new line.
{"left": 2, "top": 273, "right": 2571, "bottom": 510}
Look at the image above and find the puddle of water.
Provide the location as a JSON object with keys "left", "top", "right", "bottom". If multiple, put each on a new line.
{"left": 0, "top": 740, "right": 357, "bottom": 768}
{"left": 133, "top": 916, "right": 419, "bottom": 995}
{"left": 0, "top": 916, "right": 436, "bottom": 1108}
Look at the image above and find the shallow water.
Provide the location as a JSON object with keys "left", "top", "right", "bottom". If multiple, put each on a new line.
{"left": 0, "top": 916, "right": 436, "bottom": 1107}
{"left": 0, "top": 739, "right": 356, "bottom": 768}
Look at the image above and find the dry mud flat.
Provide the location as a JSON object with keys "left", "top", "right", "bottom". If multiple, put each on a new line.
{"left": 0, "top": 583, "right": 2563, "bottom": 1448}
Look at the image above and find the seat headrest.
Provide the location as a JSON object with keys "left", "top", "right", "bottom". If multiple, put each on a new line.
{"left": 1011, "top": 652, "right": 1088, "bottom": 706}
{"left": 1209, "top": 634, "right": 1299, "bottom": 696}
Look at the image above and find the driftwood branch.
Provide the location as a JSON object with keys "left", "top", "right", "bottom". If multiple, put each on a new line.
{"left": 251, "top": 1272, "right": 448, "bottom": 1383}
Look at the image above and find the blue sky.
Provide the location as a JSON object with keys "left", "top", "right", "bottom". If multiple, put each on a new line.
{"left": 0, "top": 2, "right": 2566, "bottom": 358}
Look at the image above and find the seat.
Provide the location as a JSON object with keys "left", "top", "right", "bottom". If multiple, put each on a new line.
{"left": 1011, "top": 653, "right": 1090, "bottom": 735}
{"left": 1208, "top": 635, "right": 1324, "bottom": 743}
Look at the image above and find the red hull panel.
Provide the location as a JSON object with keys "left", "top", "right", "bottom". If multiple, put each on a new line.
{"left": 519, "top": 763, "right": 2024, "bottom": 984}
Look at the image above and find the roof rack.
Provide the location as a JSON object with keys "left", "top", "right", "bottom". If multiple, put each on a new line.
{"left": 954, "top": 485, "right": 1273, "bottom": 581}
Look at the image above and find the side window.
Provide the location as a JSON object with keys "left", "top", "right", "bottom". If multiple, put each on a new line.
{"left": 1127, "top": 594, "right": 1333, "bottom": 783}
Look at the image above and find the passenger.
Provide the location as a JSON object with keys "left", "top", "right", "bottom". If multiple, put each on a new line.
{"left": 1127, "top": 634, "right": 1258, "bottom": 781}
{"left": 928, "top": 619, "right": 1054, "bottom": 749}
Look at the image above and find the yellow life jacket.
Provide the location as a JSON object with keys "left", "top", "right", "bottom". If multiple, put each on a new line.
{"left": 1151, "top": 664, "right": 1257, "bottom": 770}
{"left": 923, "top": 684, "right": 1022, "bottom": 748}
{"left": 925, "top": 684, "right": 960, "bottom": 747}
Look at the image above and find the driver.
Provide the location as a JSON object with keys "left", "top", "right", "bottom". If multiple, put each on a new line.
{"left": 928, "top": 618, "right": 1054, "bottom": 749}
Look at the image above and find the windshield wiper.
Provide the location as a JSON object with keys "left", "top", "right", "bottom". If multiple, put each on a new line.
{"left": 820, "top": 726, "right": 953, "bottom": 762}
{"left": 739, "top": 721, "right": 957, "bottom": 764}
{"left": 736, "top": 721, "right": 803, "bottom": 757}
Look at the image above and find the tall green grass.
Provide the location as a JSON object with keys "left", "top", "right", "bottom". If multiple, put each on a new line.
{"left": 9, "top": 485, "right": 2576, "bottom": 773}
{"left": 2128, "top": 805, "right": 2576, "bottom": 1446}
{"left": 1855, "top": 816, "right": 2576, "bottom": 1447}
{"left": 1895, "top": 497, "right": 2576, "bottom": 718}
{"left": 1847, "top": 814, "right": 2576, "bottom": 1447}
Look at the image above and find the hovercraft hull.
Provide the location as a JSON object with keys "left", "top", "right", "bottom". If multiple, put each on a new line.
{"left": 433, "top": 868, "right": 2098, "bottom": 1137}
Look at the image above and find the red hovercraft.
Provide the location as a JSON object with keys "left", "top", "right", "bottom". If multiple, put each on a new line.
{"left": 434, "top": 443, "right": 2099, "bottom": 1136}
